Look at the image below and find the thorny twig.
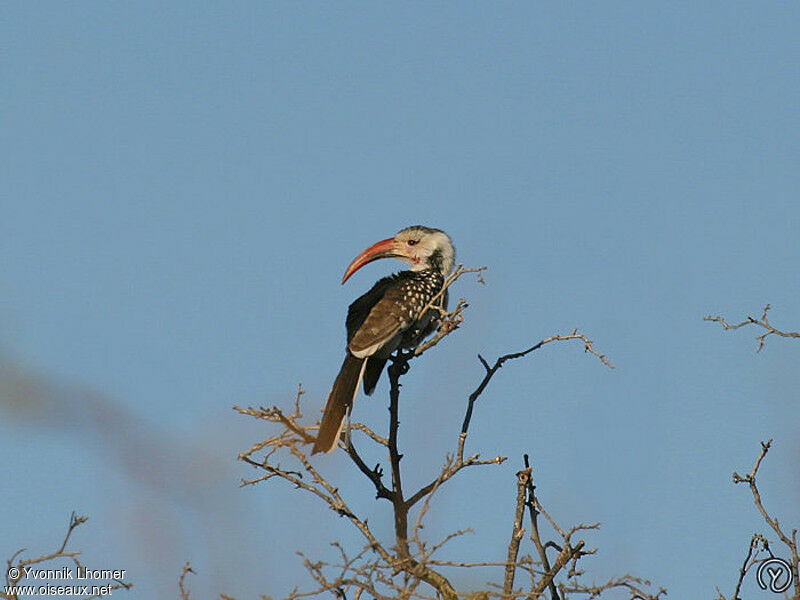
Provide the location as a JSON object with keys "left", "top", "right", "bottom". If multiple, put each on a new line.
{"left": 704, "top": 304, "right": 800, "bottom": 352}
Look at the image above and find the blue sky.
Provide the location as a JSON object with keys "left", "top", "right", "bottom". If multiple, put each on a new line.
{"left": 2, "top": 3, "right": 799, "bottom": 598}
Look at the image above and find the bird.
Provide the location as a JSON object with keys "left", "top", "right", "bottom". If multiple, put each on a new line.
{"left": 312, "top": 225, "right": 455, "bottom": 454}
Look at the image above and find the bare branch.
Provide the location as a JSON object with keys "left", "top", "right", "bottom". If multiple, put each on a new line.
{"left": 523, "top": 455, "right": 559, "bottom": 600}
{"left": 410, "top": 330, "right": 612, "bottom": 513}
{"left": 461, "top": 330, "right": 613, "bottom": 459}
{"left": 233, "top": 267, "right": 663, "bottom": 600}
{"left": 534, "top": 541, "right": 585, "bottom": 597}
{"left": 502, "top": 468, "right": 530, "bottom": 599}
{"left": 731, "top": 440, "right": 791, "bottom": 547}
{"left": 559, "top": 574, "right": 666, "bottom": 600}
{"left": 2, "top": 513, "right": 132, "bottom": 600}
{"left": 178, "top": 562, "right": 195, "bottom": 600}
{"left": 234, "top": 385, "right": 317, "bottom": 450}
{"left": 733, "top": 534, "right": 769, "bottom": 600}
{"left": 704, "top": 304, "right": 800, "bottom": 352}
{"left": 385, "top": 357, "right": 459, "bottom": 600}
{"left": 730, "top": 439, "right": 799, "bottom": 598}
{"left": 348, "top": 422, "right": 388, "bottom": 447}
{"left": 346, "top": 439, "right": 393, "bottom": 501}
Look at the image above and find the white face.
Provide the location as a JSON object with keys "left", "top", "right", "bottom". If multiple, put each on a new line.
{"left": 394, "top": 228, "right": 455, "bottom": 274}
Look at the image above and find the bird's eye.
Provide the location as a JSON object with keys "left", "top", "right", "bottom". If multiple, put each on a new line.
{"left": 407, "top": 239, "right": 418, "bottom": 246}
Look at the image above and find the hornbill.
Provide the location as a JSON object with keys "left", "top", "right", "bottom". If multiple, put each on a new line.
{"left": 312, "top": 225, "right": 455, "bottom": 454}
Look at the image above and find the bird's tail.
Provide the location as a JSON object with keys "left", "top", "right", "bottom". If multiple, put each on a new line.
{"left": 312, "top": 355, "right": 366, "bottom": 454}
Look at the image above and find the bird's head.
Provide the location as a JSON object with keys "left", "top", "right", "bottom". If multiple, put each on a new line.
{"left": 341, "top": 225, "right": 455, "bottom": 284}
